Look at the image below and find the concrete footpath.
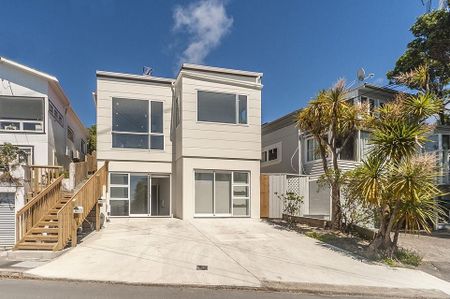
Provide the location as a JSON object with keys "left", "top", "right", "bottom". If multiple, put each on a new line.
{"left": 7, "top": 219, "right": 450, "bottom": 298}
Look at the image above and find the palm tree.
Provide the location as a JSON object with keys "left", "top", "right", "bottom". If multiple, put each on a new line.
{"left": 297, "top": 80, "right": 362, "bottom": 228}
{"left": 345, "top": 90, "right": 444, "bottom": 256}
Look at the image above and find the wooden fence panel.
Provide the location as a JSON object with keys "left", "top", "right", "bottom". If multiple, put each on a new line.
{"left": 260, "top": 175, "right": 269, "bottom": 218}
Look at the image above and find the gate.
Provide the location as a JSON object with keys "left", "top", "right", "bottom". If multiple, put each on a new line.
{"left": 260, "top": 174, "right": 309, "bottom": 219}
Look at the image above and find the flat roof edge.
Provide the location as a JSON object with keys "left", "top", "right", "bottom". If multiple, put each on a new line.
{"left": 96, "top": 71, "right": 174, "bottom": 84}
{"left": 181, "top": 63, "right": 263, "bottom": 78}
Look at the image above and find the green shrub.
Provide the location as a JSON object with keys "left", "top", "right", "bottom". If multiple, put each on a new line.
{"left": 395, "top": 248, "right": 422, "bottom": 267}
{"left": 382, "top": 258, "right": 396, "bottom": 267}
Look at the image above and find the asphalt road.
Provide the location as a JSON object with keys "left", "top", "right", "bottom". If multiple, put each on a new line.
{"left": 0, "top": 279, "right": 371, "bottom": 299}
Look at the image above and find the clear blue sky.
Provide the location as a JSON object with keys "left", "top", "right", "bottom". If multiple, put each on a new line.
{"left": 0, "top": 0, "right": 427, "bottom": 127}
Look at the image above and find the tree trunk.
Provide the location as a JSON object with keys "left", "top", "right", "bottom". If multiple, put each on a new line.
{"left": 330, "top": 181, "right": 342, "bottom": 229}
{"left": 330, "top": 148, "right": 342, "bottom": 229}
{"left": 368, "top": 204, "right": 400, "bottom": 257}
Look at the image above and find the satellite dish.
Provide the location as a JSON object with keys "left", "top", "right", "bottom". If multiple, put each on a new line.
{"left": 357, "top": 68, "right": 366, "bottom": 81}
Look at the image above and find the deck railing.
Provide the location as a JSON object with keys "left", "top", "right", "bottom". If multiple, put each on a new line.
{"left": 24, "top": 165, "right": 63, "bottom": 199}
{"left": 55, "top": 162, "right": 108, "bottom": 250}
{"left": 15, "top": 175, "right": 63, "bottom": 244}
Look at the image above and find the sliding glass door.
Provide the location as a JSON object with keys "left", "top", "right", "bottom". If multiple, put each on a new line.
{"left": 109, "top": 173, "right": 171, "bottom": 217}
{"left": 194, "top": 170, "right": 250, "bottom": 217}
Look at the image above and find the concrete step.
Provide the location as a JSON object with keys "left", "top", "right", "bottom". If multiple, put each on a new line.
{"left": 7, "top": 249, "right": 65, "bottom": 260}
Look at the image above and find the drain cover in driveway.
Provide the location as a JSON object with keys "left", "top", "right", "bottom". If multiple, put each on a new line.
{"left": 196, "top": 265, "right": 208, "bottom": 270}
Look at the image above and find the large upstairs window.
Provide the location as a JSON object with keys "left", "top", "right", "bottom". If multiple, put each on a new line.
{"left": 112, "top": 98, "right": 164, "bottom": 150}
{"left": 0, "top": 96, "right": 44, "bottom": 132}
{"left": 197, "top": 91, "right": 247, "bottom": 124}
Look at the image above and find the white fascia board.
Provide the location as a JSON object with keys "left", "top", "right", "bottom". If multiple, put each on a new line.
{"left": 0, "top": 56, "right": 58, "bottom": 82}
{"left": 178, "top": 70, "right": 263, "bottom": 89}
{"left": 181, "top": 63, "right": 263, "bottom": 78}
{"left": 96, "top": 70, "right": 175, "bottom": 84}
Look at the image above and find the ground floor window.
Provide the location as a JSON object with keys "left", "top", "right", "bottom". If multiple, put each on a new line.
{"left": 109, "top": 173, "right": 170, "bottom": 217}
{"left": 194, "top": 170, "right": 250, "bottom": 217}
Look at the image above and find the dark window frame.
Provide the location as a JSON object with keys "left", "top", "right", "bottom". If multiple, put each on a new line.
{"left": 0, "top": 96, "right": 45, "bottom": 133}
{"left": 197, "top": 90, "right": 248, "bottom": 125}
{"left": 111, "top": 98, "right": 164, "bottom": 150}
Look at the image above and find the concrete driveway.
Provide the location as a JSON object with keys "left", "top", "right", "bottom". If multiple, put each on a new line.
{"left": 28, "top": 218, "right": 450, "bottom": 295}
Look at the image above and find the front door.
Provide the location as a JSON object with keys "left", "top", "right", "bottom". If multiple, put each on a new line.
{"left": 130, "top": 174, "right": 149, "bottom": 215}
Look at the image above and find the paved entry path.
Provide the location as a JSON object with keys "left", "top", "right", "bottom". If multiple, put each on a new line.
{"left": 27, "top": 219, "right": 450, "bottom": 296}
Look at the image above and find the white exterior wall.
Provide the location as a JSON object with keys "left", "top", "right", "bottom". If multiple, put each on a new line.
{"left": 175, "top": 70, "right": 262, "bottom": 219}
{"left": 179, "top": 75, "right": 261, "bottom": 160}
{"left": 96, "top": 77, "right": 173, "bottom": 163}
{"left": 47, "top": 85, "right": 67, "bottom": 167}
{"left": 0, "top": 62, "right": 49, "bottom": 166}
{"left": 66, "top": 109, "right": 88, "bottom": 163}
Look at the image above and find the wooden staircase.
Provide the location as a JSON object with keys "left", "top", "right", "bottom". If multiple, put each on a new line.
{"left": 15, "top": 163, "right": 108, "bottom": 251}
{"left": 16, "top": 193, "right": 73, "bottom": 250}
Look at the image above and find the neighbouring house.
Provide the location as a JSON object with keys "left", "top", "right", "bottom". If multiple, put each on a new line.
{"left": 95, "top": 64, "right": 262, "bottom": 219}
{"left": 0, "top": 56, "right": 88, "bottom": 248}
{"left": 262, "top": 83, "right": 450, "bottom": 225}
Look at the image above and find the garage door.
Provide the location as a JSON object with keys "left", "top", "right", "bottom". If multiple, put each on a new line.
{"left": 0, "top": 193, "right": 15, "bottom": 249}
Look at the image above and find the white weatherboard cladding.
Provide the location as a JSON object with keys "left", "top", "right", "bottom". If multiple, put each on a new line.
{"left": 0, "top": 63, "right": 49, "bottom": 166}
{"left": 97, "top": 66, "right": 262, "bottom": 220}
{"left": 180, "top": 76, "right": 261, "bottom": 160}
{"left": 96, "top": 78, "right": 173, "bottom": 162}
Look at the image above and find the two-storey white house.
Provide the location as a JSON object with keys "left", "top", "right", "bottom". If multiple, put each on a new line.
{"left": 0, "top": 57, "right": 88, "bottom": 248}
{"left": 96, "top": 64, "right": 262, "bottom": 219}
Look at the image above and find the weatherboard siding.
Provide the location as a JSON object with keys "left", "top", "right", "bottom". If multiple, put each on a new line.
{"left": 180, "top": 76, "right": 261, "bottom": 160}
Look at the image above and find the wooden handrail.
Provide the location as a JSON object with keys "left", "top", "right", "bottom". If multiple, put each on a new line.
{"left": 55, "top": 162, "right": 108, "bottom": 250}
{"left": 26, "top": 165, "right": 63, "bottom": 169}
{"left": 17, "top": 175, "right": 64, "bottom": 217}
{"left": 16, "top": 175, "right": 64, "bottom": 245}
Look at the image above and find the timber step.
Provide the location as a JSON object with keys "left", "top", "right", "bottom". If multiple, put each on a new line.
{"left": 15, "top": 164, "right": 106, "bottom": 251}
{"left": 29, "top": 227, "right": 59, "bottom": 234}
{"left": 15, "top": 194, "right": 69, "bottom": 250}
{"left": 15, "top": 243, "right": 56, "bottom": 250}
{"left": 23, "top": 234, "right": 58, "bottom": 241}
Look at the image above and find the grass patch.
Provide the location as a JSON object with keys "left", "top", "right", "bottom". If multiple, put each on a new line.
{"left": 379, "top": 249, "right": 422, "bottom": 267}
{"left": 305, "top": 231, "right": 337, "bottom": 243}
{"left": 382, "top": 257, "right": 397, "bottom": 267}
{"left": 395, "top": 248, "right": 422, "bottom": 267}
